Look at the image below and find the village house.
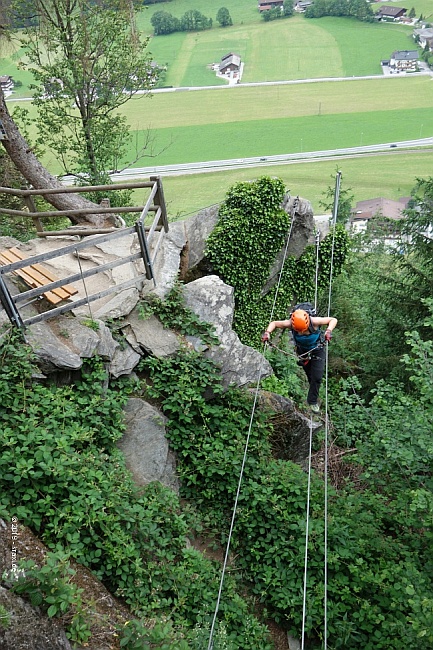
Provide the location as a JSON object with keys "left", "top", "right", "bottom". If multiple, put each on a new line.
{"left": 413, "top": 27, "right": 433, "bottom": 51}
{"left": 258, "top": 0, "right": 283, "bottom": 12}
{"left": 350, "top": 197, "right": 410, "bottom": 233}
{"left": 295, "top": 0, "right": 314, "bottom": 12}
{"left": 219, "top": 53, "right": 241, "bottom": 75}
{"left": 389, "top": 49, "right": 419, "bottom": 72}
{"left": 0, "top": 75, "right": 14, "bottom": 92}
{"left": 375, "top": 6, "right": 407, "bottom": 21}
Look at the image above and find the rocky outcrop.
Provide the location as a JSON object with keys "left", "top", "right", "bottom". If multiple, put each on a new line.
{"left": 1, "top": 197, "right": 318, "bottom": 451}
{"left": 122, "top": 310, "right": 180, "bottom": 358}
{"left": 118, "top": 398, "right": 179, "bottom": 492}
{"left": 182, "top": 275, "right": 273, "bottom": 387}
{"left": 262, "top": 193, "right": 315, "bottom": 297}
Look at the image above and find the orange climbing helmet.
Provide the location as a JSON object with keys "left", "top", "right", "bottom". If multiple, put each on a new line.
{"left": 291, "top": 309, "right": 311, "bottom": 333}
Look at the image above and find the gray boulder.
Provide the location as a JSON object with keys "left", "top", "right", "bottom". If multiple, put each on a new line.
{"left": 182, "top": 275, "right": 272, "bottom": 388}
{"left": 118, "top": 398, "right": 178, "bottom": 492}
{"left": 122, "top": 309, "right": 180, "bottom": 358}
{"left": 142, "top": 221, "right": 187, "bottom": 299}
{"left": 182, "top": 204, "right": 220, "bottom": 271}
{"left": 25, "top": 317, "right": 119, "bottom": 374}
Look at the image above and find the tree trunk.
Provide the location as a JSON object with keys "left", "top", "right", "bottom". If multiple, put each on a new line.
{"left": 0, "top": 87, "right": 107, "bottom": 227}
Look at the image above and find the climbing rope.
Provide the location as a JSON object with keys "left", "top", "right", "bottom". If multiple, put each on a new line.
{"left": 209, "top": 178, "right": 341, "bottom": 648}
{"left": 301, "top": 171, "right": 341, "bottom": 650}
{"left": 323, "top": 170, "right": 342, "bottom": 649}
{"left": 301, "top": 415, "right": 314, "bottom": 647}
{"left": 207, "top": 202, "right": 297, "bottom": 650}
{"left": 314, "top": 229, "right": 320, "bottom": 312}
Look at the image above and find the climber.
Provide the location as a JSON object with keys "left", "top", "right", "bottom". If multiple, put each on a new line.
{"left": 261, "top": 308, "right": 338, "bottom": 414}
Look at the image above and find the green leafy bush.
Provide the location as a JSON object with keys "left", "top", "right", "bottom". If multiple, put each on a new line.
{"left": 11, "top": 552, "right": 91, "bottom": 644}
{"left": 205, "top": 176, "right": 349, "bottom": 347}
{"left": 0, "top": 332, "right": 270, "bottom": 648}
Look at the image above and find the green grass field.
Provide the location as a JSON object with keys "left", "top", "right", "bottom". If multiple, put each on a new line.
{"left": 154, "top": 150, "right": 433, "bottom": 221}
{"left": 143, "top": 15, "right": 414, "bottom": 86}
{"left": 116, "top": 76, "right": 433, "bottom": 167}
{"left": 1, "top": 1, "right": 432, "bottom": 224}
{"left": 0, "top": 8, "right": 418, "bottom": 91}
{"left": 8, "top": 75, "right": 433, "bottom": 172}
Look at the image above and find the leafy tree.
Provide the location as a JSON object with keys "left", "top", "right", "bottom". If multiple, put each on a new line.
{"left": 216, "top": 6, "right": 233, "bottom": 27}
{"left": 15, "top": 0, "right": 156, "bottom": 185}
{"left": 305, "top": 0, "right": 373, "bottom": 20}
{"left": 383, "top": 177, "right": 433, "bottom": 339}
{"left": 151, "top": 9, "right": 180, "bottom": 35}
{"left": 283, "top": 0, "right": 294, "bottom": 16}
{"left": 180, "top": 9, "right": 212, "bottom": 31}
{"left": 261, "top": 7, "right": 282, "bottom": 21}
{"left": 0, "top": 84, "right": 102, "bottom": 224}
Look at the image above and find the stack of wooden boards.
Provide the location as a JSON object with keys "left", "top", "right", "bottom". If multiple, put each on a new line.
{"left": 0, "top": 247, "right": 78, "bottom": 305}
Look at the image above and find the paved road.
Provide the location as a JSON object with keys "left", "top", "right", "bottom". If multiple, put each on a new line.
{"left": 104, "top": 138, "right": 433, "bottom": 181}
{"left": 9, "top": 68, "right": 429, "bottom": 182}
{"left": 151, "top": 67, "right": 433, "bottom": 93}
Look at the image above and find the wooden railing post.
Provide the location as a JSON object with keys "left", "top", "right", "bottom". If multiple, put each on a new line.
{"left": 150, "top": 175, "right": 169, "bottom": 233}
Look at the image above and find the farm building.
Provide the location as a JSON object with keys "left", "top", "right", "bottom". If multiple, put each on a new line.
{"left": 295, "top": 0, "right": 314, "bottom": 11}
{"left": 258, "top": 0, "right": 283, "bottom": 11}
{"left": 350, "top": 197, "right": 410, "bottom": 232}
{"left": 413, "top": 27, "right": 433, "bottom": 50}
{"left": 219, "top": 53, "right": 241, "bottom": 75}
{"left": 376, "top": 5, "right": 407, "bottom": 20}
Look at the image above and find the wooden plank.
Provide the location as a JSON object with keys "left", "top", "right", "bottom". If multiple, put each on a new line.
{"left": 0, "top": 248, "right": 67, "bottom": 304}
{"left": 9, "top": 248, "right": 77, "bottom": 298}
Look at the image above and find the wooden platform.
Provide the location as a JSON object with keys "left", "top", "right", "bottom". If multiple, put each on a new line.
{"left": 0, "top": 247, "right": 78, "bottom": 305}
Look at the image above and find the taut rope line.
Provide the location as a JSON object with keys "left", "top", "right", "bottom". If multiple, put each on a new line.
{"left": 207, "top": 202, "right": 297, "bottom": 649}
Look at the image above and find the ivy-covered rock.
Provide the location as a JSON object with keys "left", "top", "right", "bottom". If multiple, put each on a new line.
{"left": 205, "top": 176, "right": 349, "bottom": 347}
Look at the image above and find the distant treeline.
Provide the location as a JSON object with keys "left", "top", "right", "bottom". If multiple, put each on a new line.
{"left": 151, "top": 9, "right": 212, "bottom": 35}
{"left": 305, "top": 0, "right": 374, "bottom": 21}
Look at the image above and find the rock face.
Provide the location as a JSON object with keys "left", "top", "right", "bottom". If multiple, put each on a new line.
{"left": 118, "top": 398, "right": 179, "bottom": 492}
{"left": 0, "top": 197, "right": 318, "bottom": 462}
{"left": 122, "top": 310, "right": 180, "bottom": 358}
{"left": 262, "top": 193, "right": 316, "bottom": 297}
{"left": 182, "top": 276, "right": 273, "bottom": 387}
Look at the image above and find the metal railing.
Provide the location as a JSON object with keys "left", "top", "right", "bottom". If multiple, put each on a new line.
{"left": 0, "top": 177, "right": 169, "bottom": 329}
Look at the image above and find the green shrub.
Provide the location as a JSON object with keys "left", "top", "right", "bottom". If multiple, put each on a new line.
{"left": 205, "top": 176, "right": 349, "bottom": 347}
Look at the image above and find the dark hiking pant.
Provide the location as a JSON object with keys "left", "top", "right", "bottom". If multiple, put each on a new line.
{"left": 302, "top": 345, "right": 326, "bottom": 405}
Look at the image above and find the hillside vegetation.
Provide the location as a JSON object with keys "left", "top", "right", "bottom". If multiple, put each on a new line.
{"left": 1, "top": 174, "right": 433, "bottom": 649}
